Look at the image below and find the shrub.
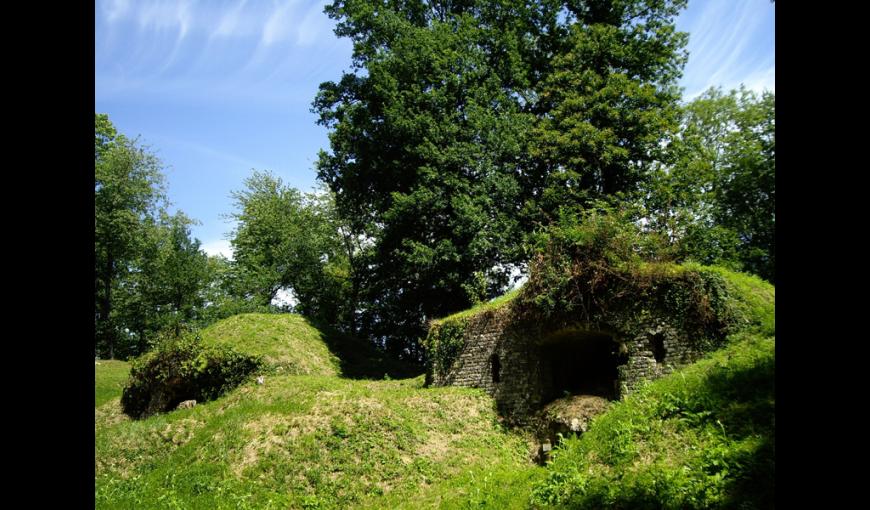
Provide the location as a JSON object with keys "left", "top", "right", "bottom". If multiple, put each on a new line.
{"left": 521, "top": 206, "right": 736, "bottom": 341}
{"left": 120, "top": 332, "right": 263, "bottom": 419}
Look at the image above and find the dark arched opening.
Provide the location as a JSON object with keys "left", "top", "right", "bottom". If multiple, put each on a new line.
{"left": 491, "top": 354, "right": 501, "bottom": 383}
{"left": 650, "top": 333, "right": 666, "bottom": 363}
{"left": 539, "top": 329, "right": 623, "bottom": 402}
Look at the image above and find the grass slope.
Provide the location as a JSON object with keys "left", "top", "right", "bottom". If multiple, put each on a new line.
{"left": 530, "top": 332, "right": 775, "bottom": 509}
{"left": 96, "top": 287, "right": 773, "bottom": 509}
{"left": 95, "top": 375, "right": 537, "bottom": 509}
{"left": 200, "top": 313, "right": 341, "bottom": 376}
{"left": 95, "top": 360, "right": 130, "bottom": 407}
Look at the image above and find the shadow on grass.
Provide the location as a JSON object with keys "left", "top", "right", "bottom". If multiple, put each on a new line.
{"left": 703, "top": 356, "right": 775, "bottom": 509}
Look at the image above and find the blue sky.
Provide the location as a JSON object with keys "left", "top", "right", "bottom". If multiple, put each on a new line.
{"left": 95, "top": 0, "right": 775, "bottom": 259}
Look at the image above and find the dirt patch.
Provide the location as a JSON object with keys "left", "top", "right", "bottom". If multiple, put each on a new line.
{"left": 95, "top": 398, "right": 131, "bottom": 429}
{"left": 234, "top": 412, "right": 331, "bottom": 476}
{"left": 533, "top": 394, "right": 611, "bottom": 463}
{"left": 541, "top": 394, "right": 611, "bottom": 434}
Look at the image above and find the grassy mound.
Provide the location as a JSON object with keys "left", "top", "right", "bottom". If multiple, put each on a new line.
{"left": 95, "top": 360, "right": 130, "bottom": 407}
{"left": 96, "top": 374, "right": 538, "bottom": 509}
{"left": 530, "top": 332, "right": 775, "bottom": 509}
{"left": 121, "top": 336, "right": 264, "bottom": 419}
{"left": 201, "top": 313, "right": 421, "bottom": 379}
{"left": 200, "top": 313, "right": 342, "bottom": 376}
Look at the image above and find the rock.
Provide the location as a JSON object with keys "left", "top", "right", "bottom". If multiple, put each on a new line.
{"left": 540, "top": 394, "right": 611, "bottom": 444}
{"left": 176, "top": 399, "right": 197, "bottom": 410}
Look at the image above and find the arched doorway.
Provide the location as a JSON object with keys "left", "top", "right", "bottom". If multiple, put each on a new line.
{"left": 538, "top": 328, "right": 625, "bottom": 403}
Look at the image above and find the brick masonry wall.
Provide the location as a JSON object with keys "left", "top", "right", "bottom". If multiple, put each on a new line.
{"left": 431, "top": 307, "right": 709, "bottom": 421}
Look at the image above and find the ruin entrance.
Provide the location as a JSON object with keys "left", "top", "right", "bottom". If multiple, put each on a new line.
{"left": 539, "top": 329, "right": 624, "bottom": 403}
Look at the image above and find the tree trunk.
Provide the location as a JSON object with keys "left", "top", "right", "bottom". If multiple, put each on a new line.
{"left": 101, "top": 253, "right": 115, "bottom": 359}
{"left": 138, "top": 328, "right": 147, "bottom": 355}
{"left": 349, "top": 277, "right": 359, "bottom": 336}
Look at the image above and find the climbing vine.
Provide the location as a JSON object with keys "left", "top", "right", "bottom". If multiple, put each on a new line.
{"left": 423, "top": 319, "right": 469, "bottom": 380}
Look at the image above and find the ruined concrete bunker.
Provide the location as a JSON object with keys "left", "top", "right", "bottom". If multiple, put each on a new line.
{"left": 424, "top": 265, "right": 742, "bottom": 421}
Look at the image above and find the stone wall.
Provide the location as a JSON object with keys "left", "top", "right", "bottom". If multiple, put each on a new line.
{"left": 430, "top": 306, "right": 709, "bottom": 422}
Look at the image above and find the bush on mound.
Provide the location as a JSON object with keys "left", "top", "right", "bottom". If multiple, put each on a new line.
{"left": 120, "top": 333, "right": 263, "bottom": 419}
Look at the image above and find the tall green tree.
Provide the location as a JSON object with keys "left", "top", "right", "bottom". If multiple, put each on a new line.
{"left": 228, "top": 172, "right": 354, "bottom": 331}
{"left": 527, "top": 0, "right": 688, "bottom": 223}
{"left": 314, "top": 0, "right": 689, "bottom": 359}
{"left": 646, "top": 87, "right": 775, "bottom": 282}
{"left": 147, "top": 212, "right": 211, "bottom": 337}
{"left": 95, "top": 114, "right": 165, "bottom": 358}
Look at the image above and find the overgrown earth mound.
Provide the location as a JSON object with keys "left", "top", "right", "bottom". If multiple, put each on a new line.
{"left": 200, "top": 313, "right": 342, "bottom": 376}
{"left": 97, "top": 298, "right": 773, "bottom": 508}
{"left": 121, "top": 335, "right": 263, "bottom": 419}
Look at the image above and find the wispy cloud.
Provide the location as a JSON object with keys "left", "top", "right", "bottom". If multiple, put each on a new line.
{"left": 262, "top": 1, "right": 300, "bottom": 46}
{"left": 677, "top": 0, "right": 775, "bottom": 100}
{"left": 211, "top": 0, "right": 251, "bottom": 39}
{"left": 96, "top": 0, "right": 350, "bottom": 108}
{"left": 151, "top": 135, "right": 268, "bottom": 175}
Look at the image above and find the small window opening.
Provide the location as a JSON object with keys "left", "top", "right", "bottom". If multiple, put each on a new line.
{"left": 491, "top": 354, "right": 501, "bottom": 383}
{"left": 650, "top": 334, "right": 666, "bottom": 363}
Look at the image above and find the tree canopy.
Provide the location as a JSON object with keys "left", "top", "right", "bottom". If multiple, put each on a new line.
{"left": 313, "top": 0, "right": 691, "bottom": 359}
{"left": 95, "top": 115, "right": 219, "bottom": 359}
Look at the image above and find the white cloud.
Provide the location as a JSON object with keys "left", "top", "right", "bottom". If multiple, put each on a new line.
{"left": 262, "top": 1, "right": 300, "bottom": 47}
{"left": 296, "top": 1, "right": 330, "bottom": 46}
{"left": 678, "top": 0, "right": 774, "bottom": 101}
{"left": 735, "top": 66, "right": 775, "bottom": 95}
{"left": 212, "top": 0, "right": 251, "bottom": 39}
{"left": 134, "top": 0, "right": 194, "bottom": 39}
{"left": 201, "top": 239, "right": 235, "bottom": 260}
{"left": 103, "top": 0, "right": 131, "bottom": 23}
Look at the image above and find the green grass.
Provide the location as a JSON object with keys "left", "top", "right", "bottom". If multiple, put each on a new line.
{"left": 433, "top": 286, "right": 523, "bottom": 325}
{"left": 96, "top": 303, "right": 774, "bottom": 509}
{"left": 701, "top": 265, "right": 775, "bottom": 336}
{"left": 531, "top": 332, "right": 775, "bottom": 509}
{"left": 200, "top": 313, "right": 342, "bottom": 376}
{"left": 95, "top": 360, "right": 130, "bottom": 407}
{"left": 95, "top": 374, "right": 539, "bottom": 510}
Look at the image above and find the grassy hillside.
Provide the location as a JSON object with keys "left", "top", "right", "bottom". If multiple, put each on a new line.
{"left": 530, "top": 332, "right": 775, "bottom": 509}
{"left": 95, "top": 359, "right": 130, "bottom": 407}
{"left": 200, "top": 313, "right": 342, "bottom": 376}
{"left": 96, "top": 297, "right": 773, "bottom": 509}
{"left": 95, "top": 374, "right": 538, "bottom": 509}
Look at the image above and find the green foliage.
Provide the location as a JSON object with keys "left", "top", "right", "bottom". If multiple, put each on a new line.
{"left": 314, "top": 0, "right": 689, "bottom": 361}
{"left": 96, "top": 114, "right": 216, "bottom": 359}
{"left": 95, "top": 113, "right": 167, "bottom": 358}
{"left": 646, "top": 87, "right": 775, "bottom": 283}
{"left": 531, "top": 333, "right": 775, "bottom": 509}
{"left": 115, "top": 212, "right": 213, "bottom": 352}
{"left": 229, "top": 172, "right": 355, "bottom": 332}
{"left": 521, "top": 206, "right": 735, "bottom": 344}
{"left": 527, "top": 0, "right": 688, "bottom": 219}
{"left": 422, "top": 319, "right": 468, "bottom": 380}
{"left": 120, "top": 332, "right": 263, "bottom": 419}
